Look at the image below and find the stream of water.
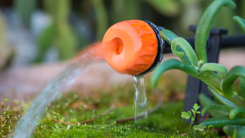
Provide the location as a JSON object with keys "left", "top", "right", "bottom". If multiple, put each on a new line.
{"left": 133, "top": 75, "right": 147, "bottom": 123}
{"left": 14, "top": 41, "right": 117, "bottom": 138}
{"left": 13, "top": 40, "right": 148, "bottom": 137}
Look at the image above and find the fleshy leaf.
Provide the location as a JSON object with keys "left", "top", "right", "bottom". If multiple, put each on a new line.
{"left": 15, "top": 0, "right": 37, "bottom": 27}
{"left": 57, "top": 22, "right": 77, "bottom": 60}
{"left": 195, "top": 0, "right": 236, "bottom": 63}
{"left": 198, "top": 93, "right": 230, "bottom": 117}
{"left": 199, "top": 63, "right": 227, "bottom": 79}
{"left": 181, "top": 112, "right": 191, "bottom": 119}
{"left": 197, "top": 60, "right": 204, "bottom": 68}
{"left": 222, "top": 66, "right": 245, "bottom": 98}
{"left": 241, "top": 77, "right": 245, "bottom": 99}
{"left": 91, "top": 0, "right": 108, "bottom": 40}
{"left": 159, "top": 29, "right": 178, "bottom": 44}
{"left": 229, "top": 107, "right": 245, "bottom": 120}
{"left": 34, "top": 23, "right": 56, "bottom": 62}
{"left": 201, "top": 104, "right": 234, "bottom": 116}
{"left": 233, "top": 16, "right": 245, "bottom": 33}
{"left": 223, "top": 125, "right": 245, "bottom": 137}
{"left": 151, "top": 59, "right": 200, "bottom": 88}
{"left": 201, "top": 115, "right": 245, "bottom": 128}
{"left": 145, "top": 0, "right": 180, "bottom": 17}
{"left": 208, "top": 87, "right": 238, "bottom": 108}
{"left": 171, "top": 38, "right": 198, "bottom": 66}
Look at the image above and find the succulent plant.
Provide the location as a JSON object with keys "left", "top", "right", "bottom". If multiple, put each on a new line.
{"left": 151, "top": 0, "right": 245, "bottom": 137}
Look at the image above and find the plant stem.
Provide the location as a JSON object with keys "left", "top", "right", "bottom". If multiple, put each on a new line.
{"left": 227, "top": 96, "right": 245, "bottom": 109}
{"left": 188, "top": 120, "right": 193, "bottom": 134}
{"left": 189, "top": 111, "right": 196, "bottom": 133}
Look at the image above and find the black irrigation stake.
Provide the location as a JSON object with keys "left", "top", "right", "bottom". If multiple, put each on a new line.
{"left": 164, "top": 25, "right": 245, "bottom": 123}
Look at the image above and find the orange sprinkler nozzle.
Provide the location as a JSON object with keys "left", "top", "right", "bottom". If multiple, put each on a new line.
{"left": 103, "top": 20, "right": 165, "bottom": 76}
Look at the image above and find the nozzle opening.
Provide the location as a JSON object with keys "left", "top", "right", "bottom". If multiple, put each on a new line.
{"left": 112, "top": 38, "right": 124, "bottom": 55}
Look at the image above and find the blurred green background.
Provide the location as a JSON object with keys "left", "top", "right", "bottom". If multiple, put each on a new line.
{"left": 0, "top": 0, "right": 245, "bottom": 69}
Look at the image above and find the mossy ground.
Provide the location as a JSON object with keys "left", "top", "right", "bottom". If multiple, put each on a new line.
{"left": 1, "top": 71, "right": 221, "bottom": 137}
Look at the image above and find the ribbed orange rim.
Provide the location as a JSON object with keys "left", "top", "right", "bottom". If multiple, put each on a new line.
{"left": 103, "top": 20, "right": 158, "bottom": 75}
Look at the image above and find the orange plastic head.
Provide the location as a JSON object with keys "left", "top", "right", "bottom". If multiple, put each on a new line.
{"left": 103, "top": 20, "right": 159, "bottom": 75}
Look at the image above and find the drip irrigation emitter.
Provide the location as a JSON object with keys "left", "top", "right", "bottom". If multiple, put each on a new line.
{"left": 103, "top": 20, "right": 245, "bottom": 123}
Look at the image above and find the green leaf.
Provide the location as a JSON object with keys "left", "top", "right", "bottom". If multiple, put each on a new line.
{"left": 229, "top": 107, "right": 245, "bottom": 120}
{"left": 151, "top": 59, "right": 200, "bottom": 88}
{"left": 111, "top": 0, "right": 140, "bottom": 24}
{"left": 199, "top": 63, "right": 227, "bottom": 79}
{"left": 196, "top": 111, "right": 201, "bottom": 114}
{"left": 241, "top": 77, "right": 245, "bottom": 99}
{"left": 233, "top": 16, "right": 245, "bottom": 33}
{"left": 145, "top": 0, "right": 180, "bottom": 17}
{"left": 159, "top": 29, "right": 178, "bottom": 45}
{"left": 181, "top": 112, "right": 191, "bottom": 119}
{"left": 198, "top": 93, "right": 230, "bottom": 117}
{"left": 191, "top": 109, "right": 195, "bottom": 113}
{"left": 171, "top": 37, "right": 198, "bottom": 66}
{"left": 57, "top": 22, "right": 77, "bottom": 60}
{"left": 208, "top": 87, "right": 238, "bottom": 108}
{"left": 44, "top": 0, "right": 70, "bottom": 21}
{"left": 193, "top": 103, "right": 200, "bottom": 110}
{"left": 222, "top": 66, "right": 245, "bottom": 98}
{"left": 201, "top": 104, "right": 234, "bottom": 116}
{"left": 195, "top": 0, "right": 236, "bottom": 63}
{"left": 34, "top": 23, "right": 56, "bottom": 62}
{"left": 14, "top": 0, "right": 37, "bottom": 27}
{"left": 197, "top": 60, "right": 204, "bottom": 68}
{"left": 201, "top": 115, "right": 245, "bottom": 128}
{"left": 223, "top": 125, "right": 245, "bottom": 137}
{"left": 188, "top": 111, "right": 192, "bottom": 116}
{"left": 91, "top": 0, "right": 108, "bottom": 40}
{"left": 210, "top": 87, "right": 245, "bottom": 110}
{"left": 193, "top": 124, "right": 206, "bottom": 131}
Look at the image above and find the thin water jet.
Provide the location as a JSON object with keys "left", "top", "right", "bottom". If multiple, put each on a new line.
{"left": 14, "top": 41, "right": 118, "bottom": 138}
{"left": 133, "top": 75, "right": 147, "bottom": 123}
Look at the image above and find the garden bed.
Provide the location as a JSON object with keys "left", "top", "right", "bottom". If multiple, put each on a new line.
{"left": 1, "top": 72, "right": 223, "bottom": 137}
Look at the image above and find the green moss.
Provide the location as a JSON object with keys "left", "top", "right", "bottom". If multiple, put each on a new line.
{"left": 33, "top": 101, "right": 218, "bottom": 138}
{"left": 2, "top": 73, "right": 221, "bottom": 137}
{"left": 31, "top": 77, "right": 216, "bottom": 138}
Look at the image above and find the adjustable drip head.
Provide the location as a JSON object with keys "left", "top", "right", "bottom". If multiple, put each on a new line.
{"left": 103, "top": 20, "right": 166, "bottom": 76}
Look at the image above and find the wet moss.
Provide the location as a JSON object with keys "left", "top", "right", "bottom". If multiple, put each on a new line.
{"left": 2, "top": 72, "right": 220, "bottom": 137}
{"left": 30, "top": 72, "right": 217, "bottom": 138}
